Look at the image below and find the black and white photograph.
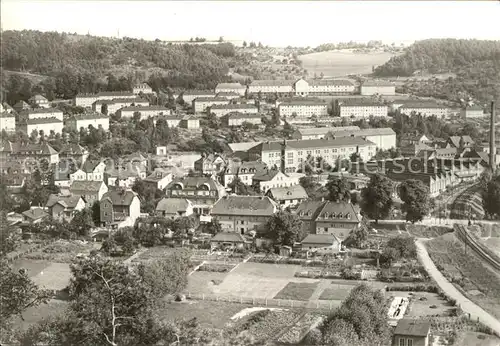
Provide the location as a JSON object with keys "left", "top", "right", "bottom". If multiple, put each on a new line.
{"left": 1, "top": 1, "right": 500, "bottom": 345}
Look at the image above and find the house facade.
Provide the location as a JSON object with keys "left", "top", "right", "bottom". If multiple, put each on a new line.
{"left": 278, "top": 101, "right": 328, "bottom": 118}
{"left": 155, "top": 198, "right": 194, "bottom": 219}
{"left": 69, "top": 180, "right": 108, "bottom": 207}
{"left": 181, "top": 90, "right": 216, "bottom": 104}
{"left": 251, "top": 169, "right": 302, "bottom": 192}
{"left": 65, "top": 113, "right": 110, "bottom": 132}
{"left": 399, "top": 103, "right": 449, "bottom": 118}
{"left": 325, "top": 128, "right": 396, "bottom": 151}
{"left": 223, "top": 113, "right": 262, "bottom": 127}
{"left": 266, "top": 185, "right": 308, "bottom": 208}
{"left": 165, "top": 176, "right": 226, "bottom": 215}
{"left": 223, "top": 160, "right": 267, "bottom": 187}
{"left": 144, "top": 169, "right": 173, "bottom": 190}
{"left": 339, "top": 103, "right": 388, "bottom": 118}
{"left": 211, "top": 195, "right": 278, "bottom": 234}
{"left": 45, "top": 194, "right": 86, "bottom": 221}
{"left": 100, "top": 189, "right": 141, "bottom": 228}
{"left": 18, "top": 118, "right": 64, "bottom": 135}
{"left": 194, "top": 154, "right": 226, "bottom": 176}
{"left": 393, "top": 319, "right": 431, "bottom": 346}
{"left": 248, "top": 80, "right": 294, "bottom": 95}
{"left": 29, "top": 94, "right": 50, "bottom": 108}
{"left": 193, "top": 97, "right": 230, "bottom": 113}
{"left": 93, "top": 98, "right": 149, "bottom": 115}
{"left": 210, "top": 104, "right": 258, "bottom": 117}
{"left": 20, "top": 108, "right": 64, "bottom": 122}
{"left": 0, "top": 113, "right": 16, "bottom": 132}
{"left": 132, "top": 83, "right": 154, "bottom": 95}
{"left": 294, "top": 78, "right": 355, "bottom": 96}
{"left": 116, "top": 106, "right": 171, "bottom": 119}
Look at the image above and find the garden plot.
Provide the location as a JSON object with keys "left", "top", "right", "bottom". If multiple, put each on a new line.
{"left": 274, "top": 282, "right": 318, "bottom": 301}
{"left": 318, "top": 284, "right": 355, "bottom": 300}
{"left": 212, "top": 262, "right": 318, "bottom": 298}
{"left": 31, "top": 262, "right": 71, "bottom": 291}
{"left": 186, "top": 270, "right": 229, "bottom": 295}
{"left": 389, "top": 291, "right": 456, "bottom": 317}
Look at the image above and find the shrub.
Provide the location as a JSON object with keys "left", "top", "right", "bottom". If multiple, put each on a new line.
{"left": 386, "top": 284, "right": 439, "bottom": 293}
{"left": 197, "top": 263, "right": 235, "bottom": 272}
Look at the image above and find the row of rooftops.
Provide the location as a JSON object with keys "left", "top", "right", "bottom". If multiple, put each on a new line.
{"left": 248, "top": 136, "right": 376, "bottom": 152}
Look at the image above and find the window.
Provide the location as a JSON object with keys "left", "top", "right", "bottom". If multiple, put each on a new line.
{"left": 407, "top": 339, "right": 413, "bottom": 346}
{"left": 399, "top": 338, "right": 405, "bottom": 346}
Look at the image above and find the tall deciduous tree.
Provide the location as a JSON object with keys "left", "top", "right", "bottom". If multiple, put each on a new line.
{"left": 360, "top": 174, "right": 393, "bottom": 223}
{"left": 399, "top": 179, "right": 431, "bottom": 223}
{"left": 326, "top": 177, "right": 351, "bottom": 202}
{"left": 266, "top": 211, "right": 303, "bottom": 246}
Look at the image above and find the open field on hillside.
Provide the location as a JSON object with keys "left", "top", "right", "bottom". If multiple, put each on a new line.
{"left": 299, "top": 49, "right": 395, "bottom": 77}
{"left": 425, "top": 233, "right": 500, "bottom": 320}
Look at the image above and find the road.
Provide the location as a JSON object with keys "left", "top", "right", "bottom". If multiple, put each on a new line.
{"left": 415, "top": 239, "right": 500, "bottom": 337}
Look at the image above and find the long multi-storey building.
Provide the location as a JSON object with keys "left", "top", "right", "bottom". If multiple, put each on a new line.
{"left": 278, "top": 100, "right": 328, "bottom": 118}
{"left": 247, "top": 137, "right": 376, "bottom": 173}
{"left": 294, "top": 78, "right": 355, "bottom": 96}
{"left": 292, "top": 126, "right": 361, "bottom": 140}
{"left": 360, "top": 80, "right": 395, "bottom": 96}
{"left": 325, "top": 128, "right": 397, "bottom": 151}
{"left": 93, "top": 98, "right": 149, "bottom": 115}
{"left": 398, "top": 102, "right": 449, "bottom": 118}
{"left": 248, "top": 80, "right": 294, "bottom": 95}
{"left": 210, "top": 104, "right": 258, "bottom": 117}
{"left": 193, "top": 97, "right": 230, "bottom": 113}
{"left": 339, "top": 102, "right": 388, "bottom": 118}
{"left": 65, "top": 113, "right": 110, "bottom": 132}
{"left": 73, "top": 91, "right": 137, "bottom": 108}
{"left": 18, "top": 117, "right": 64, "bottom": 135}
{"left": 19, "top": 108, "right": 64, "bottom": 122}
{"left": 116, "top": 105, "right": 171, "bottom": 119}
{"left": 215, "top": 83, "right": 246, "bottom": 96}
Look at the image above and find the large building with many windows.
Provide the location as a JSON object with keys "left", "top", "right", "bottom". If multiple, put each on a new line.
{"left": 215, "top": 83, "right": 246, "bottom": 96}
{"left": 65, "top": 113, "right": 110, "bottom": 132}
{"left": 247, "top": 137, "right": 376, "bottom": 173}
{"left": 398, "top": 102, "right": 449, "bottom": 118}
{"left": 73, "top": 91, "right": 137, "bottom": 108}
{"left": 294, "top": 78, "right": 355, "bottom": 96}
{"left": 193, "top": 97, "right": 230, "bottom": 113}
{"left": 210, "top": 104, "right": 258, "bottom": 117}
{"left": 248, "top": 80, "right": 294, "bottom": 95}
{"left": 339, "top": 102, "right": 388, "bottom": 118}
{"left": 278, "top": 100, "right": 328, "bottom": 118}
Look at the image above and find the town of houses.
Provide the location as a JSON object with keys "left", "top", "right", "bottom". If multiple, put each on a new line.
{"left": 0, "top": 66, "right": 500, "bottom": 345}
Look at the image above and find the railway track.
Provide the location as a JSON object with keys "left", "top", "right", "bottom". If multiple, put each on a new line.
{"left": 454, "top": 224, "right": 500, "bottom": 272}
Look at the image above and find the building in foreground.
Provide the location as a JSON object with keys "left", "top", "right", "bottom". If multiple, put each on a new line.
{"left": 247, "top": 137, "right": 376, "bottom": 173}
{"left": 100, "top": 189, "right": 141, "bottom": 228}
{"left": 211, "top": 195, "right": 278, "bottom": 234}
{"left": 393, "top": 319, "right": 431, "bottom": 346}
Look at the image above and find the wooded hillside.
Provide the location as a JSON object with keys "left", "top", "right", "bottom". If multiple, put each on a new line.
{"left": 374, "top": 39, "right": 500, "bottom": 104}
{"left": 1, "top": 30, "right": 233, "bottom": 100}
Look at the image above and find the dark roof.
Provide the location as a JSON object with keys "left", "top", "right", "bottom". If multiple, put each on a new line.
{"left": 20, "top": 107, "right": 62, "bottom": 114}
{"left": 211, "top": 196, "right": 276, "bottom": 216}
{"left": 22, "top": 117, "right": 63, "bottom": 125}
{"left": 119, "top": 105, "right": 170, "bottom": 112}
{"left": 46, "top": 194, "right": 83, "bottom": 209}
{"left": 194, "top": 97, "right": 228, "bottom": 102}
{"left": 211, "top": 104, "right": 257, "bottom": 110}
{"left": 211, "top": 232, "right": 246, "bottom": 243}
{"left": 394, "top": 319, "right": 431, "bottom": 337}
{"left": 166, "top": 176, "right": 222, "bottom": 191}
{"left": 327, "top": 127, "right": 396, "bottom": 138}
{"left": 22, "top": 208, "right": 49, "bottom": 220}
{"left": 225, "top": 160, "right": 267, "bottom": 175}
{"left": 302, "top": 234, "right": 339, "bottom": 244}
{"left": 82, "top": 160, "right": 104, "bottom": 173}
{"left": 59, "top": 143, "right": 87, "bottom": 156}
{"left": 294, "top": 200, "right": 326, "bottom": 221}
{"left": 315, "top": 202, "right": 361, "bottom": 224}
{"left": 29, "top": 94, "right": 48, "bottom": 102}
{"left": 101, "top": 189, "right": 138, "bottom": 206}
{"left": 252, "top": 169, "right": 281, "bottom": 182}
{"left": 97, "top": 91, "right": 135, "bottom": 97}
{"left": 69, "top": 113, "right": 109, "bottom": 120}
{"left": 156, "top": 198, "right": 191, "bottom": 213}
{"left": 7, "top": 142, "right": 58, "bottom": 155}
{"left": 70, "top": 180, "right": 105, "bottom": 193}
{"left": 268, "top": 185, "right": 308, "bottom": 201}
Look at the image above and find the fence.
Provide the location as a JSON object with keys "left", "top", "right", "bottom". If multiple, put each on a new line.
{"left": 184, "top": 292, "right": 341, "bottom": 311}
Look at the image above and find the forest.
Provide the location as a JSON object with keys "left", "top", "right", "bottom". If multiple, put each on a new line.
{"left": 374, "top": 39, "right": 500, "bottom": 104}
{"left": 1, "top": 30, "right": 234, "bottom": 101}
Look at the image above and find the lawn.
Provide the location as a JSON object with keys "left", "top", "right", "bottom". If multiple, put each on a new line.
{"left": 318, "top": 285, "right": 354, "bottom": 301}
{"left": 426, "top": 234, "right": 500, "bottom": 319}
{"left": 13, "top": 299, "right": 69, "bottom": 331}
{"left": 23, "top": 240, "right": 99, "bottom": 263}
{"left": 299, "top": 49, "right": 395, "bottom": 77}
{"left": 454, "top": 332, "right": 500, "bottom": 346}
{"left": 274, "top": 282, "right": 319, "bottom": 301}
{"left": 10, "top": 259, "right": 72, "bottom": 291}
{"left": 388, "top": 291, "right": 455, "bottom": 317}
{"left": 156, "top": 300, "right": 246, "bottom": 329}
{"left": 186, "top": 271, "right": 229, "bottom": 295}
{"left": 132, "top": 246, "right": 178, "bottom": 262}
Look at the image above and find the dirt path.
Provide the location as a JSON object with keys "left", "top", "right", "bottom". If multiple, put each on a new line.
{"left": 416, "top": 239, "right": 500, "bottom": 337}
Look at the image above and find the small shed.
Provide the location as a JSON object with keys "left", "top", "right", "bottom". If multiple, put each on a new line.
{"left": 301, "top": 234, "right": 341, "bottom": 253}
{"left": 393, "top": 319, "right": 431, "bottom": 346}
{"left": 210, "top": 232, "right": 246, "bottom": 250}
{"left": 279, "top": 245, "right": 292, "bottom": 257}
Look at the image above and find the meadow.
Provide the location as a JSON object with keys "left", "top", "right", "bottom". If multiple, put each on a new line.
{"left": 298, "top": 49, "right": 395, "bottom": 77}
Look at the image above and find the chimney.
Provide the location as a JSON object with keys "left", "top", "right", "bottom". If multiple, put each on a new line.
{"left": 490, "top": 101, "right": 496, "bottom": 172}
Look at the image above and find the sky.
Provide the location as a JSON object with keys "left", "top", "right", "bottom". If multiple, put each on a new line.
{"left": 2, "top": 1, "right": 500, "bottom": 47}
